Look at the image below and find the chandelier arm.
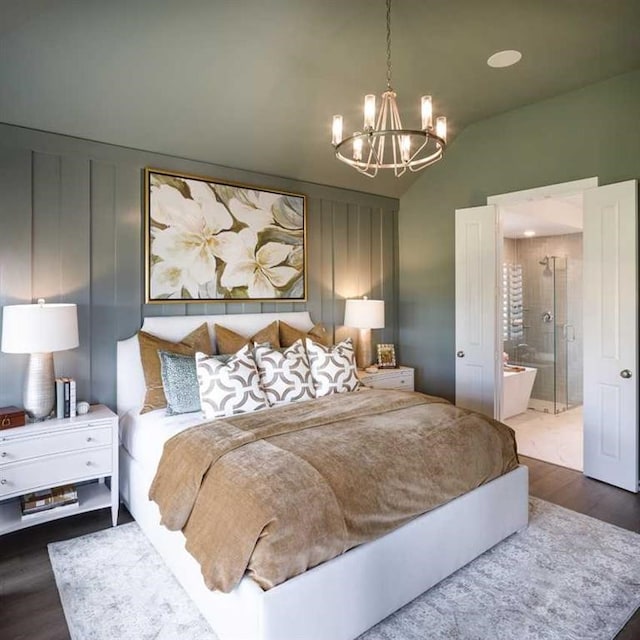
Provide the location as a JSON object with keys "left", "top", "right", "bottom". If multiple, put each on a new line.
{"left": 389, "top": 94, "right": 403, "bottom": 130}
{"left": 377, "top": 96, "right": 390, "bottom": 165}
{"left": 407, "top": 137, "right": 429, "bottom": 163}
{"left": 407, "top": 149, "right": 444, "bottom": 171}
{"left": 365, "top": 133, "right": 383, "bottom": 176}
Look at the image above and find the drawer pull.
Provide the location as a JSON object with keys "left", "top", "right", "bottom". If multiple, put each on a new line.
{"left": 0, "top": 478, "right": 7, "bottom": 485}
{"left": 86, "top": 437, "right": 93, "bottom": 442}
{"left": 86, "top": 461, "right": 92, "bottom": 467}
{"left": 1, "top": 417, "right": 10, "bottom": 427}
{"left": 1, "top": 451, "right": 7, "bottom": 458}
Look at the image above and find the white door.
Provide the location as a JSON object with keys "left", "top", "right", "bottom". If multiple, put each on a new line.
{"left": 455, "top": 205, "right": 500, "bottom": 417}
{"left": 583, "top": 180, "right": 638, "bottom": 492}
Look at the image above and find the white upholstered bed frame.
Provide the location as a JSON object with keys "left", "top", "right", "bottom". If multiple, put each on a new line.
{"left": 117, "top": 311, "right": 529, "bottom": 640}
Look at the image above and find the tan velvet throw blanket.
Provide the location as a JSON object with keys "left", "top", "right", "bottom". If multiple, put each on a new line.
{"left": 149, "top": 390, "right": 518, "bottom": 593}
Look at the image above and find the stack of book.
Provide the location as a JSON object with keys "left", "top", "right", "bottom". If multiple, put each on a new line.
{"left": 55, "top": 377, "right": 77, "bottom": 418}
{"left": 20, "top": 484, "right": 79, "bottom": 520}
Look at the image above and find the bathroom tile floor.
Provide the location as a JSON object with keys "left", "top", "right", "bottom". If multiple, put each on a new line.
{"left": 504, "top": 405, "right": 583, "bottom": 471}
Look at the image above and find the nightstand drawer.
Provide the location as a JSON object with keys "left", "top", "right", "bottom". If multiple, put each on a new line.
{"left": 358, "top": 367, "right": 415, "bottom": 391}
{"left": 375, "top": 373, "right": 412, "bottom": 389}
{"left": 0, "top": 446, "right": 112, "bottom": 498}
{"left": 0, "top": 425, "right": 112, "bottom": 466}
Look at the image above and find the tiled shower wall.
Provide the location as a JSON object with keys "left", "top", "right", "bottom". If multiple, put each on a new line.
{"left": 503, "top": 233, "right": 583, "bottom": 409}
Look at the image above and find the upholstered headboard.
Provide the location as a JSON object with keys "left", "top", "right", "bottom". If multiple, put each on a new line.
{"left": 116, "top": 311, "right": 313, "bottom": 416}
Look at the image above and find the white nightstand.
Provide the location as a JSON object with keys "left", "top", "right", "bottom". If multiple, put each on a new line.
{"left": 0, "top": 404, "right": 118, "bottom": 535}
{"left": 357, "top": 366, "right": 415, "bottom": 391}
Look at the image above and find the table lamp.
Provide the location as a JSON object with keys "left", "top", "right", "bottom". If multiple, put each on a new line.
{"left": 344, "top": 297, "right": 385, "bottom": 369}
{"left": 1, "top": 299, "right": 79, "bottom": 420}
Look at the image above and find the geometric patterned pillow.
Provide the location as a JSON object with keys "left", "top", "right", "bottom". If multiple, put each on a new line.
{"left": 195, "top": 346, "right": 268, "bottom": 420}
{"left": 305, "top": 337, "right": 360, "bottom": 398}
{"left": 254, "top": 339, "right": 316, "bottom": 407}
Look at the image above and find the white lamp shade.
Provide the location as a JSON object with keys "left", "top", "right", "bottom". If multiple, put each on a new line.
{"left": 1, "top": 302, "right": 79, "bottom": 354}
{"left": 344, "top": 298, "right": 385, "bottom": 330}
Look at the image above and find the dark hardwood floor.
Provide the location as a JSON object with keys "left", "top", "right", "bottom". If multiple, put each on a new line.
{"left": 1, "top": 457, "right": 639, "bottom": 639}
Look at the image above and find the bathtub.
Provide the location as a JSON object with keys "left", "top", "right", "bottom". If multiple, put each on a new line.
{"left": 501, "top": 366, "right": 537, "bottom": 420}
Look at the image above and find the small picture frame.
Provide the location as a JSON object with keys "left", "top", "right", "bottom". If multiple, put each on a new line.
{"left": 377, "top": 343, "right": 397, "bottom": 368}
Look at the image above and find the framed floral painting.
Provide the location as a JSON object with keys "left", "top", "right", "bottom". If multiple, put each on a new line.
{"left": 145, "top": 168, "right": 306, "bottom": 302}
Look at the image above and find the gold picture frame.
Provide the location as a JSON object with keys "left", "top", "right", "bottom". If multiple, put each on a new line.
{"left": 377, "top": 343, "right": 397, "bottom": 368}
{"left": 145, "top": 167, "right": 306, "bottom": 303}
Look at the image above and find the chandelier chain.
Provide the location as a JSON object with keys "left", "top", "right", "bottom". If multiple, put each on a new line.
{"left": 386, "top": 0, "right": 392, "bottom": 90}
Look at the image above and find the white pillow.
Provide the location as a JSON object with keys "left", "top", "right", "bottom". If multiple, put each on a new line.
{"left": 305, "top": 337, "right": 360, "bottom": 397}
{"left": 195, "top": 346, "right": 268, "bottom": 419}
{"left": 254, "top": 339, "right": 316, "bottom": 407}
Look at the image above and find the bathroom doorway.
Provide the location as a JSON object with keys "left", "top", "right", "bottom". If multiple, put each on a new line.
{"left": 455, "top": 178, "right": 638, "bottom": 491}
{"left": 500, "top": 195, "right": 583, "bottom": 470}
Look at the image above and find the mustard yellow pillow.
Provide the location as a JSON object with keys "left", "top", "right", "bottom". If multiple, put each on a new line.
{"left": 214, "top": 321, "right": 280, "bottom": 354}
{"left": 138, "top": 323, "right": 211, "bottom": 414}
{"left": 279, "top": 321, "right": 332, "bottom": 348}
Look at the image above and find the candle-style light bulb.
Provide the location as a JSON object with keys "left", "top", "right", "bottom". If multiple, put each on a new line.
{"left": 421, "top": 96, "right": 433, "bottom": 130}
{"left": 435, "top": 116, "right": 447, "bottom": 143}
{"left": 400, "top": 135, "right": 411, "bottom": 162}
{"left": 353, "top": 134, "right": 363, "bottom": 161}
{"left": 332, "top": 115, "right": 343, "bottom": 145}
{"left": 364, "top": 94, "right": 376, "bottom": 130}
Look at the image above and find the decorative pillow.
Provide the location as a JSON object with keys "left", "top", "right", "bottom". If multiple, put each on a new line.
{"left": 215, "top": 321, "right": 280, "bottom": 354}
{"left": 196, "top": 346, "right": 268, "bottom": 419}
{"left": 158, "top": 351, "right": 201, "bottom": 416}
{"left": 138, "top": 323, "right": 211, "bottom": 414}
{"left": 279, "top": 321, "right": 331, "bottom": 348}
{"left": 305, "top": 337, "right": 360, "bottom": 397}
{"left": 254, "top": 340, "right": 316, "bottom": 407}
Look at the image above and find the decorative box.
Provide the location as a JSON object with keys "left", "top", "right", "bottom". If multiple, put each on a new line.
{"left": 0, "top": 406, "right": 26, "bottom": 430}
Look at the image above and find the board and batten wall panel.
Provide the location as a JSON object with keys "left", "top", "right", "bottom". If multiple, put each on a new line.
{"left": 0, "top": 123, "right": 398, "bottom": 410}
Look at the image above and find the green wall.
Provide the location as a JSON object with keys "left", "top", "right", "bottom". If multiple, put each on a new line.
{"left": 0, "top": 124, "right": 398, "bottom": 410}
{"left": 398, "top": 69, "right": 640, "bottom": 401}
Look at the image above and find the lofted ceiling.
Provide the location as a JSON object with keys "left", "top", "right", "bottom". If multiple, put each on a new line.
{"left": 0, "top": 0, "right": 639, "bottom": 198}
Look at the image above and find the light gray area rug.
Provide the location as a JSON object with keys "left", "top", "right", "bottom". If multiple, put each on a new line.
{"left": 49, "top": 498, "right": 640, "bottom": 640}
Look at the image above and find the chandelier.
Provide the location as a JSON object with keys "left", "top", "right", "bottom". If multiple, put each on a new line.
{"left": 331, "top": 0, "right": 447, "bottom": 178}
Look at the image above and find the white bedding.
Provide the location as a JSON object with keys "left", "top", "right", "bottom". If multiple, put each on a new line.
{"left": 119, "top": 409, "right": 206, "bottom": 474}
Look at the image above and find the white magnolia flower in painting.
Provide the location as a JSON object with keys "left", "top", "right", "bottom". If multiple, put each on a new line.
{"left": 150, "top": 261, "right": 201, "bottom": 299}
{"left": 150, "top": 180, "right": 237, "bottom": 296}
{"left": 219, "top": 229, "right": 299, "bottom": 298}
{"left": 227, "top": 190, "right": 279, "bottom": 232}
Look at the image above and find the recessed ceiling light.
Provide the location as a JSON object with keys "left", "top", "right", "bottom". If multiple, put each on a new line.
{"left": 523, "top": 230, "right": 536, "bottom": 237}
{"left": 487, "top": 50, "right": 522, "bottom": 68}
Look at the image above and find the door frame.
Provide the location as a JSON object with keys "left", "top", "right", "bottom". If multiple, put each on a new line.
{"left": 458, "top": 175, "right": 639, "bottom": 492}
{"left": 487, "top": 177, "right": 599, "bottom": 207}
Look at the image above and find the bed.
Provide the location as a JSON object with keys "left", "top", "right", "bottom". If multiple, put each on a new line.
{"left": 117, "top": 311, "right": 529, "bottom": 640}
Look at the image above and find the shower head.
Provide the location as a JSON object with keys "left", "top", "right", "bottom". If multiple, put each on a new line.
{"left": 539, "top": 256, "right": 549, "bottom": 266}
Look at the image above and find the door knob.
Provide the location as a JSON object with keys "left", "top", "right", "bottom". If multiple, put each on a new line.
{"left": 456, "top": 350, "right": 465, "bottom": 358}
{"left": 620, "top": 369, "right": 632, "bottom": 379}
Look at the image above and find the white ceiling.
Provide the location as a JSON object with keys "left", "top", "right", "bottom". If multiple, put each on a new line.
{"left": 501, "top": 194, "right": 583, "bottom": 238}
{"left": 1, "top": 0, "right": 639, "bottom": 198}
